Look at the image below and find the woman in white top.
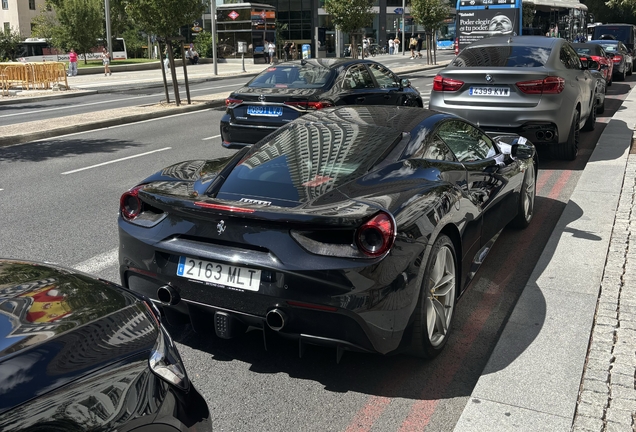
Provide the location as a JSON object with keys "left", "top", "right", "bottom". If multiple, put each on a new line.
{"left": 101, "top": 48, "right": 111, "bottom": 76}
{"left": 267, "top": 41, "right": 276, "bottom": 64}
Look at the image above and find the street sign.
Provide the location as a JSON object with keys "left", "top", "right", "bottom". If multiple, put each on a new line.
{"left": 394, "top": 7, "right": 403, "bottom": 14}
{"left": 260, "top": 11, "right": 266, "bottom": 19}
{"left": 228, "top": 11, "right": 239, "bottom": 20}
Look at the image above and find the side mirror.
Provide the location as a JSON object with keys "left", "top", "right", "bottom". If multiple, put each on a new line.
{"left": 511, "top": 142, "right": 534, "bottom": 159}
{"left": 588, "top": 60, "right": 599, "bottom": 70}
{"left": 580, "top": 57, "right": 590, "bottom": 69}
{"left": 401, "top": 78, "right": 411, "bottom": 88}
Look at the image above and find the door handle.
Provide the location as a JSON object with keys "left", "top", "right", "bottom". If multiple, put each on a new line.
{"left": 356, "top": 97, "right": 365, "bottom": 102}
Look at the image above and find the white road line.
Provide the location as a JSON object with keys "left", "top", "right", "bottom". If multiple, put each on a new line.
{"left": 202, "top": 134, "right": 221, "bottom": 141}
{"left": 74, "top": 248, "right": 118, "bottom": 274}
{"left": 61, "top": 147, "right": 171, "bottom": 175}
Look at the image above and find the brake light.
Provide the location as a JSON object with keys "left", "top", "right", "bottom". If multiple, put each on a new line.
{"left": 591, "top": 56, "right": 604, "bottom": 68}
{"left": 516, "top": 76, "right": 565, "bottom": 94}
{"left": 432, "top": 74, "right": 464, "bottom": 91}
{"left": 283, "top": 101, "right": 334, "bottom": 110}
{"left": 120, "top": 185, "right": 145, "bottom": 220}
{"left": 194, "top": 202, "right": 255, "bottom": 213}
{"left": 613, "top": 54, "right": 623, "bottom": 63}
{"left": 356, "top": 212, "right": 395, "bottom": 257}
{"left": 225, "top": 98, "right": 243, "bottom": 106}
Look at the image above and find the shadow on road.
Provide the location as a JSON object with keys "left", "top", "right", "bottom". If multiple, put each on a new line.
{"left": 0, "top": 137, "right": 143, "bottom": 162}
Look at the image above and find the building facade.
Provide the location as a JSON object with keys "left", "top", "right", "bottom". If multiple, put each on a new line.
{"left": 0, "top": 0, "right": 49, "bottom": 37}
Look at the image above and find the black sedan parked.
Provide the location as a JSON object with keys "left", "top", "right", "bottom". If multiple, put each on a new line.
{"left": 220, "top": 59, "right": 423, "bottom": 148}
{"left": 120, "top": 106, "right": 537, "bottom": 360}
{"left": 0, "top": 259, "right": 211, "bottom": 432}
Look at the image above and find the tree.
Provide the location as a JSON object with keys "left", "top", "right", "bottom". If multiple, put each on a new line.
{"left": 30, "top": 5, "right": 59, "bottom": 41}
{"left": 47, "top": 0, "right": 104, "bottom": 64}
{"left": 0, "top": 28, "right": 23, "bottom": 61}
{"left": 123, "top": 0, "right": 205, "bottom": 105}
{"left": 522, "top": 3, "right": 536, "bottom": 29}
{"left": 409, "top": 0, "right": 450, "bottom": 64}
{"left": 323, "top": 0, "right": 374, "bottom": 58}
{"left": 193, "top": 30, "right": 213, "bottom": 58}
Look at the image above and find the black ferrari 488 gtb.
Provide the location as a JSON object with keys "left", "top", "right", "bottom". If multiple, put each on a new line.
{"left": 119, "top": 106, "right": 537, "bottom": 360}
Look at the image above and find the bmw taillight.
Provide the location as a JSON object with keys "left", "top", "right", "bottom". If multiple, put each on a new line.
{"left": 120, "top": 185, "right": 145, "bottom": 220}
{"left": 225, "top": 97, "right": 243, "bottom": 106}
{"left": 516, "top": 76, "right": 565, "bottom": 94}
{"left": 613, "top": 54, "right": 623, "bottom": 63}
{"left": 283, "top": 101, "right": 334, "bottom": 110}
{"left": 356, "top": 212, "right": 395, "bottom": 257}
{"left": 432, "top": 74, "right": 464, "bottom": 92}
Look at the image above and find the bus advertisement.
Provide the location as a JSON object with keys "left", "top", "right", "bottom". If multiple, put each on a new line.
{"left": 16, "top": 38, "right": 127, "bottom": 62}
{"left": 455, "top": 0, "right": 521, "bottom": 53}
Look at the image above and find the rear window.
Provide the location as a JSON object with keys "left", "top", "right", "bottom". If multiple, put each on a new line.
{"left": 219, "top": 122, "right": 402, "bottom": 204}
{"left": 248, "top": 65, "right": 335, "bottom": 89}
{"left": 592, "top": 26, "right": 633, "bottom": 43}
{"left": 575, "top": 47, "right": 592, "bottom": 55}
{"left": 595, "top": 42, "right": 618, "bottom": 52}
{"left": 452, "top": 46, "right": 551, "bottom": 67}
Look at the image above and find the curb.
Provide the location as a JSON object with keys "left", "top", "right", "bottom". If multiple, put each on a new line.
{"left": 0, "top": 99, "right": 225, "bottom": 147}
{"left": 0, "top": 90, "right": 99, "bottom": 106}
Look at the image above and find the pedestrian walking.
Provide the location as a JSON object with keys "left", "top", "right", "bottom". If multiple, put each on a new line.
{"left": 394, "top": 37, "right": 400, "bottom": 54}
{"left": 416, "top": 34, "right": 423, "bottom": 59}
{"left": 388, "top": 38, "right": 395, "bottom": 55}
{"left": 283, "top": 41, "right": 293, "bottom": 61}
{"left": 409, "top": 35, "right": 417, "bottom": 59}
{"left": 101, "top": 48, "right": 111, "bottom": 76}
{"left": 267, "top": 40, "right": 276, "bottom": 64}
{"left": 67, "top": 48, "right": 78, "bottom": 77}
{"left": 362, "top": 36, "right": 370, "bottom": 57}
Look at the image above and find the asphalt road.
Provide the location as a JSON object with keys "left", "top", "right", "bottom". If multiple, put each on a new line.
{"left": 1, "top": 71, "right": 632, "bottom": 431}
{"left": 0, "top": 51, "right": 454, "bottom": 127}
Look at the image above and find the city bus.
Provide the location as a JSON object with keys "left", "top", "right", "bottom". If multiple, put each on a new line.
{"left": 16, "top": 38, "right": 127, "bottom": 62}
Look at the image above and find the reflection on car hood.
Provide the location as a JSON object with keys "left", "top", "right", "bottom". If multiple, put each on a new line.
{"left": 0, "top": 259, "right": 157, "bottom": 413}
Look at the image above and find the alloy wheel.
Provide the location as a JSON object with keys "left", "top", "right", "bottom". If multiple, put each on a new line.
{"left": 425, "top": 245, "right": 456, "bottom": 347}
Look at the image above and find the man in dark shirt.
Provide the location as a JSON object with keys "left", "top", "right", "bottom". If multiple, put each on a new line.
{"left": 416, "top": 34, "right": 424, "bottom": 59}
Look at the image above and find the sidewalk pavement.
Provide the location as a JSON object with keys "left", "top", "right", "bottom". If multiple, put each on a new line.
{"left": 0, "top": 57, "right": 450, "bottom": 146}
{"left": 454, "top": 86, "right": 636, "bottom": 432}
{"left": 3, "top": 56, "right": 635, "bottom": 431}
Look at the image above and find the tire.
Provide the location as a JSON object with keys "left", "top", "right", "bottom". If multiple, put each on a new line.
{"left": 597, "top": 96, "right": 605, "bottom": 114}
{"left": 552, "top": 111, "right": 579, "bottom": 161}
{"left": 617, "top": 67, "right": 626, "bottom": 81}
{"left": 409, "top": 234, "right": 458, "bottom": 359}
{"left": 509, "top": 164, "right": 536, "bottom": 229}
{"left": 608, "top": 78, "right": 612, "bottom": 87}
{"left": 582, "top": 100, "right": 596, "bottom": 131}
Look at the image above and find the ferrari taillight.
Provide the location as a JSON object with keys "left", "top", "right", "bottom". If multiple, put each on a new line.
{"left": 516, "top": 76, "right": 565, "bottom": 94}
{"left": 432, "top": 75, "right": 464, "bottom": 92}
{"left": 356, "top": 212, "right": 395, "bottom": 257}
{"left": 120, "top": 185, "right": 145, "bottom": 220}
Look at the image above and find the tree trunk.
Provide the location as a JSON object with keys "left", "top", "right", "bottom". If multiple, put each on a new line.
{"left": 166, "top": 40, "right": 181, "bottom": 106}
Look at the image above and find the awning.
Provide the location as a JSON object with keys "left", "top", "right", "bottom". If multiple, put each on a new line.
{"left": 524, "top": 0, "right": 588, "bottom": 10}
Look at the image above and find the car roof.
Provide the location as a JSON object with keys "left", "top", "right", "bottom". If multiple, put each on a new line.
{"left": 468, "top": 35, "right": 559, "bottom": 49}
{"left": 590, "top": 39, "right": 619, "bottom": 44}
{"left": 274, "top": 58, "right": 386, "bottom": 69}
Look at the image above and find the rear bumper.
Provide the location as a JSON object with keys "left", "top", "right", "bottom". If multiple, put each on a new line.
{"left": 118, "top": 226, "right": 420, "bottom": 355}
{"left": 429, "top": 95, "right": 572, "bottom": 144}
{"left": 220, "top": 115, "right": 280, "bottom": 148}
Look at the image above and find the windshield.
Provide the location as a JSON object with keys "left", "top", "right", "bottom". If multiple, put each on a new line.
{"left": 452, "top": 46, "right": 551, "bottom": 67}
{"left": 593, "top": 26, "right": 632, "bottom": 43}
{"left": 595, "top": 42, "right": 619, "bottom": 52}
{"left": 248, "top": 65, "right": 335, "bottom": 89}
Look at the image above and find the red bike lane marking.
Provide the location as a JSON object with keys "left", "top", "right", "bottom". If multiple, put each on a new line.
{"left": 343, "top": 167, "right": 569, "bottom": 432}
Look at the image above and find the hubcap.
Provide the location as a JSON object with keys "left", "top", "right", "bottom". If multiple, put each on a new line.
{"left": 425, "top": 245, "right": 456, "bottom": 347}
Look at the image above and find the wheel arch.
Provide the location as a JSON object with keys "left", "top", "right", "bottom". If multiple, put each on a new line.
{"left": 439, "top": 223, "right": 462, "bottom": 298}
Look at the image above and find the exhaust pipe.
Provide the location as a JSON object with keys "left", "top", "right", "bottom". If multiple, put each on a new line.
{"left": 157, "top": 285, "right": 180, "bottom": 306}
{"left": 536, "top": 131, "right": 545, "bottom": 140}
{"left": 266, "top": 309, "right": 287, "bottom": 331}
{"left": 544, "top": 130, "right": 554, "bottom": 141}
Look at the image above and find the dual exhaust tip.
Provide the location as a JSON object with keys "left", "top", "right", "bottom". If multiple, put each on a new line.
{"left": 157, "top": 285, "right": 287, "bottom": 332}
{"left": 535, "top": 130, "right": 555, "bottom": 141}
